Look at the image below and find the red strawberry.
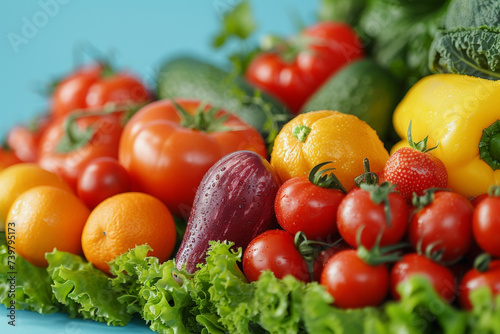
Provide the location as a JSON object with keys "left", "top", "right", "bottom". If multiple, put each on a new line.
{"left": 384, "top": 121, "right": 448, "bottom": 202}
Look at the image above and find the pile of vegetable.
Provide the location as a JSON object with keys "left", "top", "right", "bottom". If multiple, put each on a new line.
{"left": 2, "top": 0, "right": 500, "bottom": 333}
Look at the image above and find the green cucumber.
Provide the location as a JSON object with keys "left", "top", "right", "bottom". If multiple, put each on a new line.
{"left": 156, "top": 56, "right": 290, "bottom": 142}
{"left": 301, "top": 59, "right": 402, "bottom": 141}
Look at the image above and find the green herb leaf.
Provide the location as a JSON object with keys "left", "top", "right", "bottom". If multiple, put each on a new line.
{"left": 212, "top": 1, "right": 257, "bottom": 49}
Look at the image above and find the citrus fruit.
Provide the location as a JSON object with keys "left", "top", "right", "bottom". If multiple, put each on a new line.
{"left": 0, "top": 163, "right": 72, "bottom": 231}
{"left": 270, "top": 110, "right": 389, "bottom": 191}
{"left": 7, "top": 185, "right": 90, "bottom": 267}
{"left": 81, "top": 192, "right": 176, "bottom": 274}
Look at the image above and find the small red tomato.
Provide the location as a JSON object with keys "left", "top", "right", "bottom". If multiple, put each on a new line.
{"left": 383, "top": 123, "right": 448, "bottom": 203}
{"left": 0, "top": 147, "right": 21, "bottom": 170}
{"left": 409, "top": 191, "right": 473, "bottom": 263}
{"left": 312, "top": 241, "right": 352, "bottom": 281}
{"left": 470, "top": 193, "right": 488, "bottom": 208}
{"left": 6, "top": 115, "right": 52, "bottom": 163}
{"left": 320, "top": 249, "right": 389, "bottom": 309}
{"left": 77, "top": 157, "right": 131, "bottom": 209}
{"left": 243, "top": 230, "right": 310, "bottom": 283}
{"left": 390, "top": 253, "right": 456, "bottom": 302}
{"left": 459, "top": 259, "right": 500, "bottom": 310}
{"left": 472, "top": 194, "right": 500, "bottom": 257}
{"left": 337, "top": 183, "right": 409, "bottom": 249}
{"left": 275, "top": 162, "right": 346, "bottom": 241}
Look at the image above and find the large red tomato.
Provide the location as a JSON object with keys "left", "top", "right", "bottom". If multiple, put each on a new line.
{"left": 51, "top": 63, "right": 150, "bottom": 119}
{"left": 246, "top": 22, "right": 364, "bottom": 114}
{"left": 119, "top": 99, "right": 268, "bottom": 218}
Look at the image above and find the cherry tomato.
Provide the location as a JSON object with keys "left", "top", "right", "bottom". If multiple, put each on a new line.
{"left": 119, "top": 99, "right": 267, "bottom": 218}
{"left": 390, "top": 253, "right": 456, "bottom": 302}
{"left": 470, "top": 193, "right": 488, "bottom": 208}
{"left": 473, "top": 196, "right": 500, "bottom": 257}
{"left": 408, "top": 191, "right": 473, "bottom": 263}
{"left": 337, "top": 186, "right": 409, "bottom": 249}
{"left": 246, "top": 22, "right": 363, "bottom": 114}
{"left": 320, "top": 249, "right": 389, "bottom": 308}
{"left": 77, "top": 157, "right": 131, "bottom": 209}
{"left": 38, "top": 110, "right": 124, "bottom": 191}
{"left": 275, "top": 176, "right": 345, "bottom": 241}
{"left": 6, "top": 115, "right": 52, "bottom": 162}
{"left": 458, "top": 260, "right": 500, "bottom": 310}
{"left": 243, "top": 229, "right": 310, "bottom": 283}
{"left": 52, "top": 63, "right": 150, "bottom": 119}
{"left": 312, "top": 241, "right": 352, "bottom": 281}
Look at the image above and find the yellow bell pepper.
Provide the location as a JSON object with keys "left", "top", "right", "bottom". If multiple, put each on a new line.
{"left": 392, "top": 74, "right": 500, "bottom": 198}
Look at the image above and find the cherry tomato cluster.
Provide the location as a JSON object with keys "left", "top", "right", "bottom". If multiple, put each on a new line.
{"left": 242, "top": 155, "right": 500, "bottom": 310}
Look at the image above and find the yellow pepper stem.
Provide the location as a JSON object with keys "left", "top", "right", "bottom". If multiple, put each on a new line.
{"left": 479, "top": 120, "right": 500, "bottom": 170}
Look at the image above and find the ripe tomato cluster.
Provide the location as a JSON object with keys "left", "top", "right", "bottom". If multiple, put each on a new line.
{"left": 242, "top": 154, "right": 500, "bottom": 310}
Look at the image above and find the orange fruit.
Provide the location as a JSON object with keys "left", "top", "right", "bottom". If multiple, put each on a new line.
{"left": 7, "top": 185, "right": 90, "bottom": 267}
{"left": 271, "top": 110, "right": 389, "bottom": 191}
{"left": 81, "top": 192, "right": 176, "bottom": 274}
{"left": 0, "top": 163, "right": 71, "bottom": 231}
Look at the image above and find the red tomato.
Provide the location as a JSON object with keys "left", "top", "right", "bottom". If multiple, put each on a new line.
{"left": 119, "top": 99, "right": 267, "bottom": 218}
{"left": 246, "top": 22, "right": 364, "bottom": 114}
{"left": 320, "top": 249, "right": 389, "bottom": 308}
{"left": 242, "top": 229, "right": 310, "bottom": 282}
{"left": 6, "top": 115, "right": 52, "bottom": 162}
{"left": 470, "top": 193, "right": 488, "bottom": 208}
{"left": 51, "top": 63, "right": 150, "bottom": 119}
{"left": 459, "top": 260, "right": 500, "bottom": 310}
{"left": 77, "top": 157, "right": 131, "bottom": 209}
{"left": 390, "top": 253, "right": 456, "bottom": 302}
{"left": 408, "top": 191, "right": 473, "bottom": 263}
{"left": 274, "top": 176, "right": 345, "bottom": 241}
{"left": 337, "top": 186, "right": 409, "bottom": 249}
{"left": 38, "top": 111, "right": 124, "bottom": 191}
{"left": 312, "top": 241, "right": 352, "bottom": 281}
{"left": 473, "top": 196, "right": 500, "bottom": 257}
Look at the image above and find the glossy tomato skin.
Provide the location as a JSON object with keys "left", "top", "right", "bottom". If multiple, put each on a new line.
{"left": 275, "top": 176, "right": 345, "bottom": 241}
{"left": 312, "top": 241, "right": 352, "bottom": 281}
{"left": 337, "top": 189, "right": 409, "bottom": 249}
{"left": 119, "top": 99, "right": 267, "bottom": 218}
{"left": 243, "top": 229, "right": 310, "bottom": 283}
{"left": 390, "top": 253, "right": 456, "bottom": 302}
{"left": 38, "top": 111, "right": 123, "bottom": 191}
{"left": 77, "top": 157, "right": 131, "bottom": 209}
{"left": 472, "top": 197, "right": 500, "bottom": 257}
{"left": 51, "top": 63, "right": 150, "bottom": 119}
{"left": 408, "top": 191, "right": 473, "bottom": 263}
{"left": 320, "top": 249, "right": 389, "bottom": 308}
{"left": 458, "top": 260, "right": 500, "bottom": 310}
{"left": 246, "top": 22, "right": 363, "bottom": 114}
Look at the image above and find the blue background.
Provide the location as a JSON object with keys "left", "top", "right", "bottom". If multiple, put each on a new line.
{"left": 0, "top": 1, "right": 317, "bottom": 332}
{"left": 0, "top": 0, "right": 318, "bottom": 139}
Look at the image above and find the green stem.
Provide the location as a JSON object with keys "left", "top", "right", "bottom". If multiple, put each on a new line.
{"left": 479, "top": 120, "right": 500, "bottom": 170}
{"left": 292, "top": 125, "right": 311, "bottom": 142}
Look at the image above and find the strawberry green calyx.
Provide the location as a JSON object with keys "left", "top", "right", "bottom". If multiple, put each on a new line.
{"left": 308, "top": 161, "right": 347, "bottom": 193}
{"left": 292, "top": 125, "right": 311, "bottom": 142}
{"left": 360, "top": 182, "right": 396, "bottom": 227}
{"left": 407, "top": 120, "right": 438, "bottom": 153}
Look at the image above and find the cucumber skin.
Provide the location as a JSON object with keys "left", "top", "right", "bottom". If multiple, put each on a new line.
{"left": 175, "top": 151, "right": 281, "bottom": 273}
{"left": 301, "top": 59, "right": 402, "bottom": 141}
{"left": 156, "top": 56, "right": 290, "bottom": 137}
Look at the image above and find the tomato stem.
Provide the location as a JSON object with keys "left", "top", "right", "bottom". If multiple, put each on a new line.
{"left": 308, "top": 161, "right": 347, "bottom": 193}
{"left": 488, "top": 185, "right": 500, "bottom": 197}
{"left": 354, "top": 158, "right": 379, "bottom": 187}
{"left": 360, "top": 182, "right": 396, "bottom": 227}
{"left": 411, "top": 188, "right": 450, "bottom": 211}
{"left": 474, "top": 253, "right": 492, "bottom": 273}
{"left": 356, "top": 227, "right": 407, "bottom": 266}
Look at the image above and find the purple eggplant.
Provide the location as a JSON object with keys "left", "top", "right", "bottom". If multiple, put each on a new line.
{"left": 175, "top": 150, "right": 281, "bottom": 273}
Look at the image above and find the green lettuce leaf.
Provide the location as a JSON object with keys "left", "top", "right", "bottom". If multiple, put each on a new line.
{"left": 46, "top": 249, "right": 132, "bottom": 326}
{"left": 468, "top": 287, "right": 500, "bottom": 333}
{"left": 429, "top": 27, "right": 500, "bottom": 79}
{"left": 0, "top": 235, "right": 60, "bottom": 314}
